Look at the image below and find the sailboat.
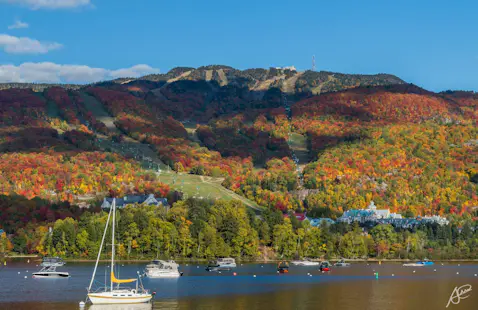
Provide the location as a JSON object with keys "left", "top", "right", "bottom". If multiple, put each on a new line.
{"left": 86, "top": 198, "right": 153, "bottom": 304}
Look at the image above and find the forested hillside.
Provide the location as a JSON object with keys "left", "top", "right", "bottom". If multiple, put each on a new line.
{"left": 0, "top": 66, "right": 477, "bottom": 259}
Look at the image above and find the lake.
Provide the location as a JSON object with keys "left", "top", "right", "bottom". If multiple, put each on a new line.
{"left": 0, "top": 260, "right": 477, "bottom": 309}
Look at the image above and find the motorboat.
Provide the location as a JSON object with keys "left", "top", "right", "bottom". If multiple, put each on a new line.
{"left": 418, "top": 259, "right": 434, "bottom": 266}
{"left": 334, "top": 259, "right": 350, "bottom": 267}
{"left": 277, "top": 261, "right": 289, "bottom": 274}
{"left": 86, "top": 198, "right": 152, "bottom": 305}
{"left": 144, "top": 260, "right": 183, "bottom": 278}
{"left": 403, "top": 259, "right": 434, "bottom": 267}
{"left": 319, "top": 261, "right": 331, "bottom": 272}
{"left": 206, "top": 257, "right": 236, "bottom": 271}
{"left": 32, "top": 266, "right": 69, "bottom": 278}
{"left": 40, "top": 257, "right": 66, "bottom": 267}
{"left": 291, "top": 259, "right": 320, "bottom": 266}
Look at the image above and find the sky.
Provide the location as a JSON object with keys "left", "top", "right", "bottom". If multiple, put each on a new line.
{"left": 0, "top": 0, "right": 477, "bottom": 91}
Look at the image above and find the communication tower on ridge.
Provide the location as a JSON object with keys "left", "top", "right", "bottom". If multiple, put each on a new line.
{"left": 312, "top": 55, "right": 316, "bottom": 71}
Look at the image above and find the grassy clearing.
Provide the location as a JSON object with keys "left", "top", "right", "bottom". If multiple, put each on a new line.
{"left": 288, "top": 132, "right": 310, "bottom": 164}
{"left": 79, "top": 91, "right": 120, "bottom": 134}
{"left": 157, "top": 171, "right": 263, "bottom": 211}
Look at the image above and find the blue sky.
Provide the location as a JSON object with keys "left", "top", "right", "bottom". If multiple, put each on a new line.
{"left": 0, "top": 0, "right": 477, "bottom": 91}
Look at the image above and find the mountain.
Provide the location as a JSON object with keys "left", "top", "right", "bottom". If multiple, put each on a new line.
{"left": 0, "top": 66, "right": 476, "bottom": 220}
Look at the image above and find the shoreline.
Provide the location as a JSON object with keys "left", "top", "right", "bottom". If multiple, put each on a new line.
{"left": 65, "top": 258, "right": 478, "bottom": 263}
{"left": 4, "top": 256, "right": 478, "bottom": 263}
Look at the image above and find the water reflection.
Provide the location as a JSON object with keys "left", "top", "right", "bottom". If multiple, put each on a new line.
{"left": 88, "top": 304, "right": 153, "bottom": 310}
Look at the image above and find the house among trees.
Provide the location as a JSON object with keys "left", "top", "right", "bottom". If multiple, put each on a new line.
{"left": 306, "top": 217, "right": 336, "bottom": 227}
{"left": 101, "top": 194, "right": 169, "bottom": 210}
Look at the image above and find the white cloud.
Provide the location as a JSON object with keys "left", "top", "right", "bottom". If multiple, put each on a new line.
{"left": 0, "top": 34, "right": 62, "bottom": 54}
{"left": 0, "top": 62, "right": 160, "bottom": 84}
{"left": 1, "top": 0, "right": 91, "bottom": 9}
{"left": 8, "top": 20, "right": 29, "bottom": 29}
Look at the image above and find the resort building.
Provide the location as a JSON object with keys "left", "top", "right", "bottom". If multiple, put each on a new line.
{"left": 101, "top": 194, "right": 169, "bottom": 210}
{"left": 337, "top": 201, "right": 449, "bottom": 227}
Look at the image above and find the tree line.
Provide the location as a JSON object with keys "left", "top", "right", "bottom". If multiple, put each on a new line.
{"left": 4, "top": 198, "right": 478, "bottom": 260}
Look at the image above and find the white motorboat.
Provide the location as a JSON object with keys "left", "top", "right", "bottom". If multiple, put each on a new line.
{"left": 144, "top": 260, "right": 183, "bottom": 278}
{"left": 86, "top": 198, "right": 152, "bottom": 305}
{"left": 403, "top": 263, "right": 425, "bottom": 267}
{"left": 206, "top": 257, "right": 236, "bottom": 271}
{"left": 32, "top": 266, "right": 70, "bottom": 278}
{"left": 40, "top": 257, "right": 66, "bottom": 267}
{"left": 291, "top": 259, "right": 320, "bottom": 266}
{"left": 334, "top": 259, "right": 351, "bottom": 267}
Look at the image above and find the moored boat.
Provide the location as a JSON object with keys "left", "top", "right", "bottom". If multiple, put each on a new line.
{"left": 144, "top": 260, "right": 183, "bottom": 278}
{"left": 319, "top": 261, "right": 331, "bottom": 271}
{"left": 291, "top": 259, "right": 320, "bottom": 266}
{"left": 32, "top": 266, "right": 69, "bottom": 278}
{"left": 206, "top": 257, "right": 236, "bottom": 271}
{"left": 403, "top": 259, "right": 434, "bottom": 267}
{"left": 334, "top": 259, "right": 350, "bottom": 267}
{"left": 40, "top": 257, "right": 66, "bottom": 267}
{"left": 86, "top": 198, "right": 152, "bottom": 305}
{"left": 277, "top": 261, "right": 289, "bottom": 274}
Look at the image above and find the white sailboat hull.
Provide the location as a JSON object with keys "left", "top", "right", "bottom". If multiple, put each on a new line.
{"left": 88, "top": 292, "right": 152, "bottom": 304}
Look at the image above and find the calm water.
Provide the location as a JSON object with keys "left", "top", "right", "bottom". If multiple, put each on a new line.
{"left": 0, "top": 260, "right": 477, "bottom": 310}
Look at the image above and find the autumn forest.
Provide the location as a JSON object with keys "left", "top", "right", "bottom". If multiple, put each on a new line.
{"left": 0, "top": 66, "right": 477, "bottom": 260}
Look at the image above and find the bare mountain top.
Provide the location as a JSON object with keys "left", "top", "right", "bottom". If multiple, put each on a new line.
{"left": 0, "top": 65, "right": 405, "bottom": 95}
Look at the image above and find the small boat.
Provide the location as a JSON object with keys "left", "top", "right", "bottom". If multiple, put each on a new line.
{"left": 277, "top": 261, "right": 289, "bottom": 274}
{"left": 418, "top": 259, "right": 434, "bottom": 266}
{"left": 86, "top": 198, "right": 152, "bottom": 305}
{"left": 319, "top": 261, "right": 331, "bottom": 272}
{"left": 291, "top": 259, "right": 320, "bottom": 266}
{"left": 206, "top": 257, "right": 236, "bottom": 271}
{"left": 40, "top": 257, "right": 66, "bottom": 267}
{"left": 144, "top": 260, "right": 183, "bottom": 278}
{"left": 334, "top": 259, "right": 350, "bottom": 267}
{"left": 32, "top": 266, "right": 69, "bottom": 278}
{"left": 403, "top": 259, "right": 434, "bottom": 267}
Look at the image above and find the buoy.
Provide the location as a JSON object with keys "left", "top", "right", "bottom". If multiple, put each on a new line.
{"left": 186, "top": 264, "right": 188, "bottom": 266}
{"left": 434, "top": 269, "right": 436, "bottom": 272}
{"left": 392, "top": 274, "right": 395, "bottom": 277}
{"left": 261, "top": 265, "right": 263, "bottom": 268}
{"left": 413, "top": 270, "right": 416, "bottom": 273}
{"left": 309, "top": 274, "right": 312, "bottom": 277}
{"left": 375, "top": 272, "right": 379, "bottom": 279}
{"left": 18, "top": 272, "right": 20, "bottom": 274}
{"left": 26, "top": 270, "right": 28, "bottom": 272}
{"left": 79, "top": 301, "right": 85, "bottom": 308}
{"left": 197, "top": 266, "right": 199, "bottom": 268}
{"left": 218, "top": 271, "right": 221, "bottom": 274}
{"left": 24, "top": 276, "right": 27, "bottom": 279}
{"left": 474, "top": 274, "right": 477, "bottom": 277}
{"left": 456, "top": 272, "right": 459, "bottom": 275}
{"left": 233, "top": 272, "right": 237, "bottom": 276}
{"left": 253, "top": 275, "right": 256, "bottom": 278}
{"left": 458, "top": 264, "right": 460, "bottom": 266}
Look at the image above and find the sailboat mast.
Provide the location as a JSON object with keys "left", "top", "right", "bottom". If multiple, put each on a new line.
{"left": 111, "top": 198, "right": 116, "bottom": 292}
{"left": 87, "top": 200, "right": 113, "bottom": 292}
